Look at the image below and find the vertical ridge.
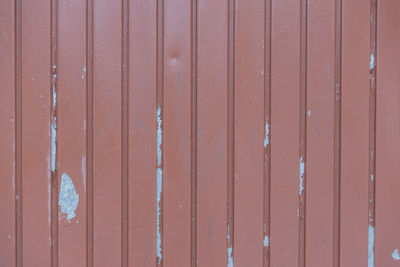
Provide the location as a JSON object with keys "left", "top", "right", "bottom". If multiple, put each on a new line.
{"left": 156, "top": 0, "right": 164, "bottom": 265}
{"left": 263, "top": 0, "right": 272, "bottom": 264}
{"left": 299, "top": 0, "right": 307, "bottom": 265}
{"left": 15, "top": 0, "right": 22, "bottom": 265}
{"left": 121, "top": 0, "right": 129, "bottom": 265}
{"left": 190, "top": 0, "right": 198, "bottom": 266}
{"left": 333, "top": 0, "right": 342, "bottom": 265}
{"left": 368, "top": 0, "right": 377, "bottom": 266}
{"left": 227, "top": 0, "right": 235, "bottom": 265}
{"left": 86, "top": 0, "right": 94, "bottom": 263}
{"left": 50, "top": 0, "right": 59, "bottom": 264}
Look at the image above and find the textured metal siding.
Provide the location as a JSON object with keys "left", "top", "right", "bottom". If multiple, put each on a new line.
{"left": 1, "top": 0, "right": 399, "bottom": 266}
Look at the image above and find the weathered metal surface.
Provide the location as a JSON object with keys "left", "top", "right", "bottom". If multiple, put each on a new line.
{"left": 1, "top": 0, "right": 400, "bottom": 266}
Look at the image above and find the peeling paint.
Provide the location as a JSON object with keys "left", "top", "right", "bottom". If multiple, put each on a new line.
{"left": 264, "top": 121, "right": 269, "bottom": 148}
{"left": 368, "top": 225, "right": 375, "bottom": 267}
{"left": 156, "top": 105, "right": 163, "bottom": 264}
{"left": 227, "top": 225, "right": 234, "bottom": 267}
{"left": 392, "top": 249, "right": 400, "bottom": 261}
{"left": 51, "top": 118, "right": 57, "bottom": 172}
{"left": 299, "top": 157, "right": 305, "bottom": 195}
{"left": 59, "top": 173, "right": 79, "bottom": 220}
{"left": 370, "top": 54, "right": 375, "bottom": 70}
{"left": 264, "top": 235, "right": 269, "bottom": 247}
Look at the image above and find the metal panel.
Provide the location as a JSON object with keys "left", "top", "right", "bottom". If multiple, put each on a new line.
{"left": 2, "top": 0, "right": 400, "bottom": 266}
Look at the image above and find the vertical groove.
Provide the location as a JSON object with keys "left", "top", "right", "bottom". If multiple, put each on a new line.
{"left": 86, "top": 0, "right": 94, "bottom": 263}
{"left": 368, "top": 0, "right": 377, "bottom": 266}
{"left": 15, "top": 0, "right": 22, "bottom": 264}
{"left": 263, "top": 0, "right": 272, "bottom": 264}
{"left": 156, "top": 0, "right": 164, "bottom": 265}
{"left": 298, "top": 0, "right": 307, "bottom": 265}
{"left": 333, "top": 0, "right": 342, "bottom": 264}
{"left": 50, "top": 0, "right": 59, "bottom": 264}
{"left": 121, "top": 0, "right": 129, "bottom": 265}
{"left": 190, "top": 0, "right": 198, "bottom": 266}
{"left": 227, "top": 0, "right": 235, "bottom": 265}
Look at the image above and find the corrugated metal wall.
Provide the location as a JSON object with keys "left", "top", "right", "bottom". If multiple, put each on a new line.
{"left": 1, "top": 0, "right": 400, "bottom": 266}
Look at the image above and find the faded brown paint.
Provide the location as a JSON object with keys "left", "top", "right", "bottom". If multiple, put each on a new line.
{"left": 1, "top": 0, "right": 400, "bottom": 266}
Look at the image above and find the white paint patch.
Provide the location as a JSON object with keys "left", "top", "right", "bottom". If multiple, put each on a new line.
{"left": 261, "top": 69, "right": 264, "bottom": 75}
{"left": 368, "top": 225, "right": 375, "bottom": 267}
{"left": 307, "top": 110, "right": 311, "bottom": 117}
{"left": 59, "top": 173, "right": 79, "bottom": 220}
{"left": 299, "top": 157, "right": 305, "bottom": 195}
{"left": 264, "top": 235, "right": 269, "bottom": 247}
{"left": 370, "top": 54, "right": 375, "bottom": 70}
{"left": 227, "top": 225, "right": 234, "bottom": 267}
{"left": 52, "top": 83, "right": 57, "bottom": 109}
{"left": 264, "top": 121, "right": 269, "bottom": 148}
{"left": 51, "top": 118, "right": 57, "bottom": 172}
{"left": 370, "top": 174, "right": 374, "bottom": 182}
{"left": 156, "top": 105, "right": 163, "bottom": 264}
{"left": 392, "top": 249, "right": 400, "bottom": 261}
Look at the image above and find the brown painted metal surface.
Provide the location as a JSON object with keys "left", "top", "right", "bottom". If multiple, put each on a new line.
{"left": 1, "top": 0, "right": 400, "bottom": 266}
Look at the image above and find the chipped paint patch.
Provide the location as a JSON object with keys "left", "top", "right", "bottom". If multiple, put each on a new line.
{"left": 156, "top": 105, "right": 163, "bottom": 264}
{"left": 370, "top": 54, "right": 375, "bottom": 70}
{"left": 392, "top": 249, "right": 400, "bottom": 261}
{"left": 59, "top": 173, "right": 79, "bottom": 220}
{"left": 370, "top": 174, "right": 374, "bottom": 182}
{"left": 307, "top": 110, "right": 311, "bottom": 117}
{"left": 299, "top": 157, "right": 305, "bottom": 195}
{"left": 264, "top": 121, "right": 269, "bottom": 148}
{"left": 264, "top": 235, "right": 269, "bottom": 247}
{"left": 51, "top": 118, "right": 57, "bottom": 172}
{"left": 227, "top": 225, "right": 234, "bottom": 267}
{"left": 368, "top": 225, "right": 375, "bottom": 267}
{"left": 82, "top": 65, "right": 87, "bottom": 79}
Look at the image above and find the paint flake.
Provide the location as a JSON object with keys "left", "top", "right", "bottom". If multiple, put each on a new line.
{"left": 59, "top": 173, "right": 79, "bottom": 220}
{"left": 370, "top": 54, "right": 375, "bottom": 70}
{"left": 227, "top": 225, "right": 234, "bottom": 267}
{"left": 368, "top": 225, "right": 375, "bottom": 266}
{"left": 264, "top": 236, "right": 269, "bottom": 247}
{"left": 392, "top": 249, "right": 400, "bottom": 261}
{"left": 264, "top": 121, "right": 269, "bottom": 148}
{"left": 299, "top": 157, "right": 305, "bottom": 195}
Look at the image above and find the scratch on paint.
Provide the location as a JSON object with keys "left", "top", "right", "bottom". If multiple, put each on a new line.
{"left": 392, "top": 249, "right": 400, "bottom": 261}
{"left": 81, "top": 156, "right": 86, "bottom": 193}
{"left": 264, "top": 121, "right": 269, "bottom": 148}
{"left": 299, "top": 157, "right": 305, "bottom": 196}
{"left": 264, "top": 235, "right": 269, "bottom": 247}
{"left": 156, "top": 106, "right": 163, "bottom": 264}
{"left": 370, "top": 54, "right": 375, "bottom": 70}
{"left": 51, "top": 118, "right": 57, "bottom": 172}
{"left": 227, "top": 225, "right": 233, "bottom": 267}
{"left": 59, "top": 173, "right": 79, "bottom": 220}
{"left": 368, "top": 225, "right": 375, "bottom": 267}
